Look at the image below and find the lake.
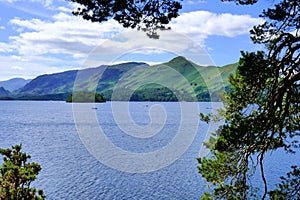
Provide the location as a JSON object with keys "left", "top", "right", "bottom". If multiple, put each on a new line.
{"left": 0, "top": 101, "right": 299, "bottom": 199}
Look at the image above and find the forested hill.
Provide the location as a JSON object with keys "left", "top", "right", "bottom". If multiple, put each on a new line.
{"left": 8, "top": 57, "right": 236, "bottom": 101}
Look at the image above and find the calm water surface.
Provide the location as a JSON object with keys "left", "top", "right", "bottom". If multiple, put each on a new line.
{"left": 0, "top": 101, "right": 298, "bottom": 199}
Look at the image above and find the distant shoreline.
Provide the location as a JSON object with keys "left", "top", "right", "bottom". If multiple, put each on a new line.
{"left": 0, "top": 98, "right": 220, "bottom": 102}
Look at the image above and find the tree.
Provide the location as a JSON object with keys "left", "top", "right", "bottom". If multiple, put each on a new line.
{"left": 69, "top": 0, "right": 182, "bottom": 38}
{"left": 0, "top": 144, "right": 46, "bottom": 200}
{"left": 198, "top": 0, "right": 299, "bottom": 199}
{"left": 66, "top": 91, "right": 106, "bottom": 102}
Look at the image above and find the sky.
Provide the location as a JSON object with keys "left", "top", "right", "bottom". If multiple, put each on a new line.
{"left": 0, "top": 0, "right": 275, "bottom": 81}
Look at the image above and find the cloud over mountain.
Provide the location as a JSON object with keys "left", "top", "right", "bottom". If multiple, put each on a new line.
{"left": 0, "top": 0, "right": 264, "bottom": 80}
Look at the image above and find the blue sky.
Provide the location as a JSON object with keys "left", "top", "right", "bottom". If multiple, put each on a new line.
{"left": 0, "top": 0, "right": 273, "bottom": 81}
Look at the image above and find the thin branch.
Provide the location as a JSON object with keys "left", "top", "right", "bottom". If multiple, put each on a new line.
{"left": 259, "top": 153, "right": 268, "bottom": 200}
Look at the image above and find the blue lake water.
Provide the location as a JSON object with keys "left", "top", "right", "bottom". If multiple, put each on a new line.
{"left": 0, "top": 101, "right": 299, "bottom": 199}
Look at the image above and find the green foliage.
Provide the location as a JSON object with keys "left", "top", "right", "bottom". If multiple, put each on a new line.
{"left": 198, "top": 0, "right": 299, "bottom": 199}
{"left": 66, "top": 91, "right": 106, "bottom": 103}
{"left": 112, "top": 84, "right": 200, "bottom": 101}
{"left": 69, "top": 0, "right": 182, "bottom": 38}
{"left": 130, "top": 86, "right": 179, "bottom": 101}
{"left": 0, "top": 144, "right": 45, "bottom": 200}
{"left": 16, "top": 93, "right": 71, "bottom": 101}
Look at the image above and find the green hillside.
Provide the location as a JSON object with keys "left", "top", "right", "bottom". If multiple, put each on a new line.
{"left": 13, "top": 70, "right": 78, "bottom": 96}
{"left": 13, "top": 62, "right": 147, "bottom": 97}
{"left": 109, "top": 57, "right": 236, "bottom": 101}
{"left": 11, "top": 57, "right": 236, "bottom": 101}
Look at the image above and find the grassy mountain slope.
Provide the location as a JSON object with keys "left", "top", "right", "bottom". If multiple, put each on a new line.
{"left": 13, "top": 62, "right": 147, "bottom": 97}
{"left": 15, "top": 70, "right": 78, "bottom": 96}
{"left": 12, "top": 57, "right": 236, "bottom": 101}
{"left": 110, "top": 56, "right": 236, "bottom": 101}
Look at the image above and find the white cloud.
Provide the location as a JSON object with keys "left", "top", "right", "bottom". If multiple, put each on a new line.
{"left": 0, "top": 10, "right": 125, "bottom": 80}
{"left": 0, "top": 53, "right": 80, "bottom": 80}
{"left": 0, "top": 2, "right": 264, "bottom": 80}
{"left": 81, "top": 30, "right": 214, "bottom": 69}
{"left": 0, "top": 0, "right": 53, "bottom": 7}
{"left": 5, "top": 8, "right": 263, "bottom": 59}
{"left": 72, "top": 53, "right": 87, "bottom": 59}
{"left": 11, "top": 65, "right": 24, "bottom": 70}
{"left": 290, "top": 29, "right": 299, "bottom": 37}
{"left": 0, "top": 42, "right": 14, "bottom": 52}
{"left": 10, "top": 55, "right": 22, "bottom": 60}
{"left": 0, "top": 0, "right": 16, "bottom": 2}
{"left": 0, "top": 26, "right": 5, "bottom": 30}
{"left": 8, "top": 13, "right": 123, "bottom": 57}
{"left": 171, "top": 11, "right": 264, "bottom": 43}
{"left": 57, "top": 6, "right": 73, "bottom": 13}
{"left": 186, "top": 0, "right": 206, "bottom": 5}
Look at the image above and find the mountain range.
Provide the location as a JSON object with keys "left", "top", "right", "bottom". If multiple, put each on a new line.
{"left": 0, "top": 87, "right": 10, "bottom": 97}
{"left": 1, "top": 56, "right": 237, "bottom": 101}
{"left": 0, "top": 78, "right": 31, "bottom": 92}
